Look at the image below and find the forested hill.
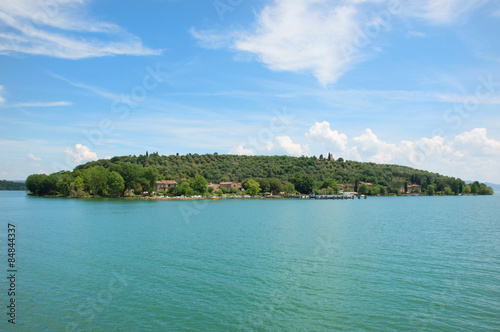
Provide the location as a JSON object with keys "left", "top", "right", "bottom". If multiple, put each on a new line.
{"left": 0, "top": 180, "right": 26, "bottom": 190}
{"left": 75, "top": 153, "right": 483, "bottom": 192}
{"left": 25, "top": 152, "right": 494, "bottom": 197}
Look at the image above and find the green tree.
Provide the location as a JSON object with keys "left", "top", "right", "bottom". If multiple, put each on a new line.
{"left": 178, "top": 181, "right": 193, "bottom": 196}
{"left": 463, "top": 185, "right": 471, "bottom": 194}
{"left": 42, "top": 174, "right": 60, "bottom": 195}
{"left": 268, "top": 178, "right": 282, "bottom": 194}
{"left": 255, "top": 178, "right": 270, "bottom": 192}
{"left": 471, "top": 182, "right": 479, "bottom": 194}
{"left": 71, "top": 176, "right": 86, "bottom": 197}
{"left": 26, "top": 174, "right": 46, "bottom": 195}
{"left": 479, "top": 183, "right": 494, "bottom": 195}
{"left": 85, "top": 166, "right": 109, "bottom": 196}
{"left": 427, "top": 185, "right": 435, "bottom": 196}
{"left": 191, "top": 175, "right": 208, "bottom": 195}
{"left": 142, "top": 167, "right": 159, "bottom": 192}
{"left": 444, "top": 186, "right": 453, "bottom": 195}
{"left": 107, "top": 171, "right": 125, "bottom": 196}
{"left": 322, "top": 178, "right": 339, "bottom": 193}
{"left": 112, "top": 163, "right": 142, "bottom": 190}
{"left": 245, "top": 179, "right": 261, "bottom": 196}
{"left": 358, "top": 183, "right": 368, "bottom": 195}
{"left": 283, "top": 183, "right": 295, "bottom": 194}
{"left": 290, "top": 173, "right": 314, "bottom": 194}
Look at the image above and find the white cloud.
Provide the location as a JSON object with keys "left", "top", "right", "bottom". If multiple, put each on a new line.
{"left": 405, "top": 30, "right": 426, "bottom": 38}
{"left": 231, "top": 0, "right": 369, "bottom": 86}
{"left": 453, "top": 128, "right": 500, "bottom": 156}
{"left": 329, "top": 127, "right": 500, "bottom": 182}
{"left": 402, "top": 0, "right": 490, "bottom": 25}
{"left": 13, "top": 101, "right": 72, "bottom": 107}
{"left": 0, "top": 85, "right": 4, "bottom": 103}
{"left": 64, "top": 144, "right": 98, "bottom": 163}
{"left": 193, "top": 0, "right": 491, "bottom": 85}
{"left": 229, "top": 145, "right": 254, "bottom": 156}
{"left": 0, "top": 0, "right": 161, "bottom": 59}
{"left": 275, "top": 135, "right": 306, "bottom": 156}
{"left": 27, "top": 152, "right": 42, "bottom": 167}
{"left": 306, "top": 121, "right": 348, "bottom": 151}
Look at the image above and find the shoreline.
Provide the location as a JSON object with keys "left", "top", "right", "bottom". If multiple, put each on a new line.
{"left": 23, "top": 192, "right": 486, "bottom": 200}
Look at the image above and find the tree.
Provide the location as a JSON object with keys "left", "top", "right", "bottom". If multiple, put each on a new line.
{"left": 142, "top": 167, "right": 159, "bottom": 192}
{"left": 471, "top": 182, "right": 479, "bottom": 194}
{"left": 290, "top": 173, "right": 314, "bottom": 194}
{"left": 268, "top": 178, "right": 282, "bottom": 194}
{"left": 426, "top": 185, "right": 435, "bottom": 196}
{"left": 178, "top": 181, "right": 193, "bottom": 196}
{"left": 245, "top": 179, "right": 261, "bottom": 196}
{"left": 255, "top": 178, "right": 270, "bottom": 192}
{"left": 191, "top": 175, "right": 208, "bottom": 195}
{"left": 112, "top": 162, "right": 142, "bottom": 190}
{"left": 71, "top": 176, "right": 86, "bottom": 197}
{"left": 479, "top": 183, "right": 494, "bottom": 195}
{"left": 26, "top": 174, "right": 46, "bottom": 195}
{"left": 444, "top": 186, "right": 453, "bottom": 195}
{"left": 283, "top": 183, "right": 295, "bottom": 194}
{"left": 41, "top": 174, "right": 60, "bottom": 195}
{"left": 107, "top": 171, "right": 125, "bottom": 196}
{"left": 463, "top": 185, "right": 471, "bottom": 194}
{"left": 358, "top": 183, "right": 368, "bottom": 195}
{"left": 321, "top": 178, "right": 339, "bottom": 193}
{"left": 85, "top": 166, "right": 109, "bottom": 196}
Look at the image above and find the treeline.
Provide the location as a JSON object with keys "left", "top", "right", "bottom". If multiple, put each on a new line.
{"left": 25, "top": 152, "right": 494, "bottom": 197}
{"left": 26, "top": 163, "right": 158, "bottom": 197}
{"left": 0, "top": 180, "right": 26, "bottom": 191}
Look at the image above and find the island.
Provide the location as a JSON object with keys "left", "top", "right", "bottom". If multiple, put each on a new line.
{"left": 25, "top": 152, "right": 494, "bottom": 198}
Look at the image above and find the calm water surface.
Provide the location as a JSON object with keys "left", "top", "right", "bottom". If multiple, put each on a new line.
{"left": 1, "top": 191, "right": 499, "bottom": 331}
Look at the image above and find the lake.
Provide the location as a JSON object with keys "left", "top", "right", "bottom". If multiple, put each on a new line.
{"left": 1, "top": 191, "right": 499, "bottom": 331}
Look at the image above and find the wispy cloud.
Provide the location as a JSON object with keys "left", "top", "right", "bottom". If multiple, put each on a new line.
{"left": 0, "top": 85, "right": 4, "bottom": 103}
{"left": 402, "top": 0, "right": 491, "bottom": 25}
{"left": 49, "top": 73, "right": 121, "bottom": 100}
{"left": 193, "top": 0, "right": 492, "bottom": 86}
{"left": 0, "top": 0, "right": 161, "bottom": 59}
{"left": 406, "top": 30, "right": 426, "bottom": 38}
{"left": 27, "top": 152, "right": 41, "bottom": 166}
{"left": 12, "top": 101, "right": 72, "bottom": 107}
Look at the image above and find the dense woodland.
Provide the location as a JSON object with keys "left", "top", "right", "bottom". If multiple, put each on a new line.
{"left": 25, "top": 152, "right": 494, "bottom": 197}
{"left": 0, "top": 180, "right": 26, "bottom": 191}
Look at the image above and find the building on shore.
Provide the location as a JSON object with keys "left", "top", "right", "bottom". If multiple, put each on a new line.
{"left": 155, "top": 180, "right": 178, "bottom": 192}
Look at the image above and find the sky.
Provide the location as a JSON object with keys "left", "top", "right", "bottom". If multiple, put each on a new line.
{"left": 1, "top": 0, "right": 500, "bottom": 183}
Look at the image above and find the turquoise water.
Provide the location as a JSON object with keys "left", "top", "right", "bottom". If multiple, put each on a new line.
{"left": 1, "top": 191, "right": 499, "bottom": 331}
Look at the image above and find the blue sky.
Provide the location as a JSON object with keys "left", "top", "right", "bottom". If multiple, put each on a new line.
{"left": 1, "top": 0, "right": 500, "bottom": 183}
